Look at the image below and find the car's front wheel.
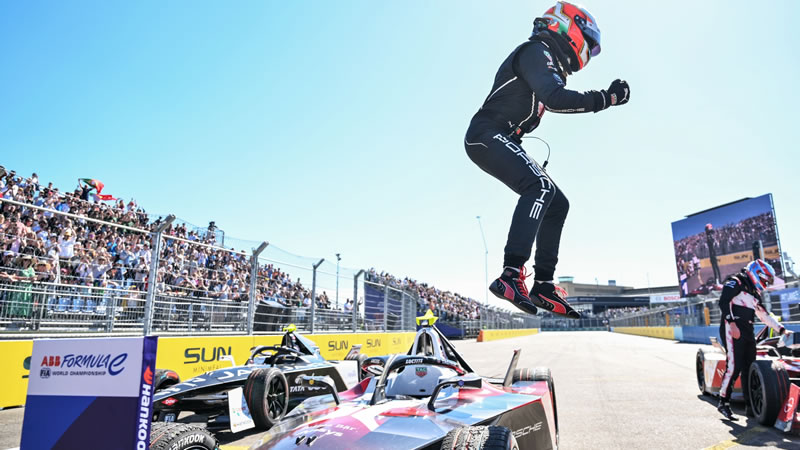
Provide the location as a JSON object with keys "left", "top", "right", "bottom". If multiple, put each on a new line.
{"left": 149, "top": 422, "right": 218, "bottom": 450}
{"left": 748, "top": 360, "right": 790, "bottom": 426}
{"left": 244, "top": 367, "right": 289, "bottom": 429}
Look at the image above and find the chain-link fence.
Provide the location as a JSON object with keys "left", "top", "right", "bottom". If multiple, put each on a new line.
{"left": 0, "top": 197, "right": 537, "bottom": 337}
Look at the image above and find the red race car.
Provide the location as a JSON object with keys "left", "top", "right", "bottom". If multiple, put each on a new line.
{"left": 249, "top": 311, "right": 559, "bottom": 449}
{"left": 696, "top": 326, "right": 800, "bottom": 433}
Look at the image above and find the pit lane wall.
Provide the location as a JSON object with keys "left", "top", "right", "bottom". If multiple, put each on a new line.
{"left": 0, "top": 331, "right": 415, "bottom": 409}
{"left": 477, "top": 328, "right": 539, "bottom": 342}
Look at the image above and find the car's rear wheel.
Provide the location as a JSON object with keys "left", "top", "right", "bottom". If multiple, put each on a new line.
{"left": 748, "top": 360, "right": 790, "bottom": 426}
{"left": 696, "top": 350, "right": 707, "bottom": 395}
{"left": 149, "top": 422, "right": 218, "bottom": 450}
{"left": 244, "top": 367, "right": 289, "bottom": 430}
{"left": 440, "top": 426, "right": 518, "bottom": 450}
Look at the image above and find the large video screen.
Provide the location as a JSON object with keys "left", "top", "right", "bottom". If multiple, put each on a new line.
{"left": 671, "top": 194, "right": 782, "bottom": 297}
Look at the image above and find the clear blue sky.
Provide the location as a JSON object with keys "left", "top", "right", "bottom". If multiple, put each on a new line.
{"left": 2, "top": 1, "right": 798, "bottom": 310}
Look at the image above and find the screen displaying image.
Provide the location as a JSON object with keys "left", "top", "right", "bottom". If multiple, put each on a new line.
{"left": 671, "top": 194, "right": 782, "bottom": 297}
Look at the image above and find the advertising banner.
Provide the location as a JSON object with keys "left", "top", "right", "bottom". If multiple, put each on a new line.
{"left": 649, "top": 294, "right": 682, "bottom": 304}
{"left": 671, "top": 194, "right": 783, "bottom": 297}
{"left": 20, "top": 336, "right": 158, "bottom": 450}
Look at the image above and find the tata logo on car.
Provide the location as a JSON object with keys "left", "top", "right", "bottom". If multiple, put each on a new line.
{"left": 327, "top": 340, "right": 349, "bottom": 352}
{"left": 184, "top": 346, "right": 233, "bottom": 364}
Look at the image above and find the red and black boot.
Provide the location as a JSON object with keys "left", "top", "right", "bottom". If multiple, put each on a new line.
{"left": 530, "top": 281, "right": 581, "bottom": 319}
{"left": 489, "top": 267, "right": 538, "bottom": 315}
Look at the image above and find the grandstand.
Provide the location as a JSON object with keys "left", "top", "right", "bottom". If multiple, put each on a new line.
{"left": 0, "top": 165, "right": 533, "bottom": 335}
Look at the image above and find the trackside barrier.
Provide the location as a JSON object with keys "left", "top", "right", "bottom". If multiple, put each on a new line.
{"left": 612, "top": 326, "right": 675, "bottom": 340}
{"left": 477, "top": 328, "right": 539, "bottom": 342}
{"left": 0, "top": 340, "right": 33, "bottom": 409}
{"left": 0, "top": 332, "right": 414, "bottom": 408}
{"left": 610, "top": 324, "right": 800, "bottom": 344}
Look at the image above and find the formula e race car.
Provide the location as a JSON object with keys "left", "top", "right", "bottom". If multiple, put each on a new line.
{"left": 152, "top": 325, "right": 362, "bottom": 433}
{"left": 248, "top": 311, "right": 558, "bottom": 449}
{"left": 696, "top": 326, "right": 800, "bottom": 432}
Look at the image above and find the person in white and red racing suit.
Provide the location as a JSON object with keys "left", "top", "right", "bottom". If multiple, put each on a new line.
{"left": 716, "top": 259, "right": 792, "bottom": 420}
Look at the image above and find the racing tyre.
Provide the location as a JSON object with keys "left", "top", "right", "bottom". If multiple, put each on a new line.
{"left": 696, "top": 350, "right": 707, "bottom": 395}
{"left": 154, "top": 369, "right": 181, "bottom": 392}
{"left": 244, "top": 367, "right": 289, "bottom": 430}
{"left": 514, "top": 367, "right": 558, "bottom": 447}
{"left": 748, "top": 360, "right": 790, "bottom": 426}
{"left": 441, "top": 426, "right": 518, "bottom": 450}
{"left": 150, "top": 422, "right": 219, "bottom": 450}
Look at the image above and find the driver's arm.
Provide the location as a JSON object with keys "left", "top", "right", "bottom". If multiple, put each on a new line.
{"left": 516, "top": 43, "right": 603, "bottom": 114}
{"left": 754, "top": 305, "right": 785, "bottom": 335}
{"left": 718, "top": 278, "right": 741, "bottom": 323}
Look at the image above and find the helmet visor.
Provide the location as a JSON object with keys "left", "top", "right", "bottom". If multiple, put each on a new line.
{"left": 581, "top": 25, "right": 601, "bottom": 57}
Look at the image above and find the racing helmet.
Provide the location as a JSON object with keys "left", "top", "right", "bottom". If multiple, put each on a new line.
{"left": 537, "top": 2, "right": 601, "bottom": 71}
{"left": 745, "top": 259, "right": 776, "bottom": 292}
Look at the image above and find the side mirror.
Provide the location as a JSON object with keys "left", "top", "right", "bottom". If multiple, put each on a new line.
{"left": 297, "top": 375, "right": 340, "bottom": 405}
{"left": 427, "top": 374, "right": 482, "bottom": 411}
{"left": 218, "top": 354, "right": 236, "bottom": 367}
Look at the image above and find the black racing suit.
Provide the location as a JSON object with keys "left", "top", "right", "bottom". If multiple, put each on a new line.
{"left": 718, "top": 272, "right": 784, "bottom": 405}
{"left": 464, "top": 37, "right": 607, "bottom": 280}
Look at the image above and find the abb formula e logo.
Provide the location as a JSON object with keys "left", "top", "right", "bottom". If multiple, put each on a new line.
{"left": 38, "top": 353, "right": 128, "bottom": 377}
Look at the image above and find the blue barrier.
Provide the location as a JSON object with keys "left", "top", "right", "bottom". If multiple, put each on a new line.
{"left": 650, "top": 324, "right": 800, "bottom": 345}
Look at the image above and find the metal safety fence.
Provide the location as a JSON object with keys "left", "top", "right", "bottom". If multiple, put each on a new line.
{"left": 609, "top": 280, "right": 800, "bottom": 328}
{"left": 0, "top": 197, "right": 535, "bottom": 337}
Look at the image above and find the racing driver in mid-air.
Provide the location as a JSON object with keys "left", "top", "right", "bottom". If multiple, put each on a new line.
{"left": 717, "top": 259, "right": 793, "bottom": 420}
{"left": 464, "top": 2, "right": 630, "bottom": 318}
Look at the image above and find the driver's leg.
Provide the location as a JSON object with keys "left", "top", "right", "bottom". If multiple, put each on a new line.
{"left": 741, "top": 340, "right": 756, "bottom": 417}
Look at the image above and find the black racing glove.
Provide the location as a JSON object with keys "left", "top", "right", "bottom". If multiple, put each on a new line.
{"left": 591, "top": 79, "right": 630, "bottom": 112}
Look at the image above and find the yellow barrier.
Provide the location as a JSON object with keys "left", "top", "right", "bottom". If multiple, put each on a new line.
{"left": 0, "top": 332, "right": 415, "bottom": 408}
{"left": 613, "top": 326, "right": 675, "bottom": 340}
{"left": 477, "top": 328, "right": 540, "bottom": 342}
{"left": 156, "top": 332, "right": 417, "bottom": 381}
{"left": 0, "top": 340, "right": 34, "bottom": 409}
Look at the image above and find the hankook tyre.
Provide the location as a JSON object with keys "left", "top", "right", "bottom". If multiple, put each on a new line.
{"left": 149, "top": 422, "right": 218, "bottom": 450}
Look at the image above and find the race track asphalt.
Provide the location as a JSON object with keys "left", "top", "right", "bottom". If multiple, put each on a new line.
{"left": 2, "top": 330, "right": 798, "bottom": 449}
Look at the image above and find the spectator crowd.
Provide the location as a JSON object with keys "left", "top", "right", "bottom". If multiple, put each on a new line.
{"left": 673, "top": 212, "right": 779, "bottom": 278}
{"left": 0, "top": 165, "right": 345, "bottom": 325}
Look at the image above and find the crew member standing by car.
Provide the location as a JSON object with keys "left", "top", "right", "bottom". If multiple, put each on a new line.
{"left": 464, "top": 2, "right": 630, "bottom": 318}
{"left": 717, "top": 259, "right": 792, "bottom": 420}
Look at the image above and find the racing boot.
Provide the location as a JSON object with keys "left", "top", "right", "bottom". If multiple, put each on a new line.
{"left": 530, "top": 281, "right": 581, "bottom": 319}
{"left": 717, "top": 400, "right": 737, "bottom": 421}
{"left": 489, "top": 266, "right": 538, "bottom": 315}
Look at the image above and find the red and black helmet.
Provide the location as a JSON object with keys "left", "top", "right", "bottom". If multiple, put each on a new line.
{"left": 539, "top": 2, "right": 601, "bottom": 71}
